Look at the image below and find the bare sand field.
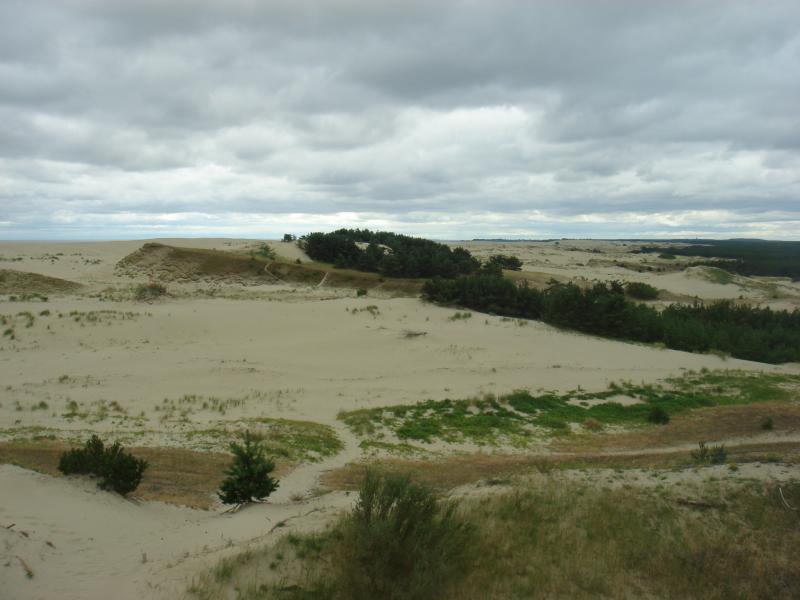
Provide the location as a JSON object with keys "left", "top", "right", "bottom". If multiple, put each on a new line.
{"left": 1, "top": 238, "right": 799, "bottom": 599}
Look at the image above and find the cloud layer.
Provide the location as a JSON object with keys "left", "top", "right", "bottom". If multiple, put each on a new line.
{"left": 2, "top": 0, "right": 799, "bottom": 239}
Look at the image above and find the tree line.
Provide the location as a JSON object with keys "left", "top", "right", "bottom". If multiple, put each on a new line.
{"left": 423, "top": 275, "right": 800, "bottom": 364}
{"left": 637, "top": 240, "right": 800, "bottom": 280}
{"left": 301, "top": 229, "right": 480, "bottom": 278}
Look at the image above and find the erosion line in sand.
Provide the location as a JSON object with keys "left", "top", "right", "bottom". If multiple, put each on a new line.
{"left": 263, "top": 266, "right": 288, "bottom": 285}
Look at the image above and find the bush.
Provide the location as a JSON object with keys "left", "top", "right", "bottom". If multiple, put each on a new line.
{"left": 58, "top": 435, "right": 147, "bottom": 496}
{"left": 648, "top": 406, "right": 670, "bottom": 425}
{"left": 331, "top": 470, "right": 476, "bottom": 600}
{"left": 134, "top": 282, "right": 167, "bottom": 301}
{"left": 252, "top": 243, "right": 276, "bottom": 260}
{"left": 625, "top": 282, "right": 660, "bottom": 300}
{"left": 761, "top": 416, "right": 774, "bottom": 430}
{"left": 356, "top": 288, "right": 367, "bottom": 297}
{"left": 486, "top": 254, "right": 523, "bottom": 271}
{"left": 218, "top": 431, "right": 279, "bottom": 505}
{"left": 691, "top": 441, "right": 727, "bottom": 465}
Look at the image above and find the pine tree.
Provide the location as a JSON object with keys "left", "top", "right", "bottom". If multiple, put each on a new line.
{"left": 218, "top": 431, "right": 279, "bottom": 505}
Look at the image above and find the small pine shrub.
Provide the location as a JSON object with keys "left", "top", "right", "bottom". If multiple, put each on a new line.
{"left": 625, "top": 282, "right": 660, "bottom": 300}
{"left": 59, "top": 435, "right": 105, "bottom": 475}
{"left": 218, "top": 431, "right": 279, "bottom": 505}
{"left": 356, "top": 288, "right": 368, "bottom": 297}
{"left": 709, "top": 445, "right": 727, "bottom": 464}
{"left": 648, "top": 406, "right": 670, "bottom": 425}
{"left": 58, "top": 435, "right": 147, "bottom": 496}
{"left": 253, "top": 243, "right": 277, "bottom": 260}
{"left": 761, "top": 416, "right": 774, "bottom": 430}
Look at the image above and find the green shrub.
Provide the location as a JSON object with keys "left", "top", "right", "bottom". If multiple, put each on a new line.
{"left": 218, "top": 431, "right": 279, "bottom": 505}
{"left": 486, "top": 254, "right": 523, "bottom": 271}
{"left": 253, "top": 243, "right": 276, "bottom": 260}
{"left": 648, "top": 406, "right": 670, "bottom": 424}
{"left": 691, "top": 441, "right": 727, "bottom": 465}
{"left": 331, "top": 470, "right": 475, "bottom": 600}
{"left": 625, "top": 281, "right": 659, "bottom": 300}
{"left": 761, "top": 416, "right": 774, "bottom": 430}
{"left": 356, "top": 288, "right": 367, "bottom": 297}
{"left": 58, "top": 435, "right": 147, "bottom": 496}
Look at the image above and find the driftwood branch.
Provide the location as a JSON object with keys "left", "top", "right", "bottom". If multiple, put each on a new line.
{"left": 779, "top": 487, "right": 797, "bottom": 511}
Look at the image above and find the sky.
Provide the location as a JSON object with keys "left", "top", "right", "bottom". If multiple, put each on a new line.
{"left": 1, "top": 0, "right": 799, "bottom": 241}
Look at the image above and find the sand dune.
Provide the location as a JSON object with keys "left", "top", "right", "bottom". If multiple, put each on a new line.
{"left": 1, "top": 238, "right": 798, "bottom": 599}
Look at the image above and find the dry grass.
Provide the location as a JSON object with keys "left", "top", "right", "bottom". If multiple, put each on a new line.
{"left": 116, "top": 243, "right": 272, "bottom": 283}
{"left": 115, "top": 242, "right": 424, "bottom": 295}
{"left": 0, "top": 269, "right": 83, "bottom": 294}
{"left": 322, "top": 441, "right": 800, "bottom": 493}
{"left": 187, "top": 476, "right": 800, "bottom": 600}
{"left": 555, "top": 401, "right": 800, "bottom": 452}
{"left": 0, "top": 439, "right": 294, "bottom": 509}
{"left": 266, "top": 259, "right": 424, "bottom": 295}
{"left": 453, "top": 478, "right": 800, "bottom": 600}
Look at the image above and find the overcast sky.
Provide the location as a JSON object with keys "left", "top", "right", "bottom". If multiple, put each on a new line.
{"left": 1, "top": 0, "right": 799, "bottom": 240}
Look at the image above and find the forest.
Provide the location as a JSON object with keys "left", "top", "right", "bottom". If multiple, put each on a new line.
{"left": 637, "top": 239, "right": 800, "bottom": 280}
{"left": 423, "top": 275, "right": 800, "bottom": 364}
{"left": 300, "top": 229, "right": 480, "bottom": 278}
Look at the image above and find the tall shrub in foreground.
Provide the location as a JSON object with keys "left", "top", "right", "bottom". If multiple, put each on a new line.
{"left": 58, "top": 435, "right": 147, "bottom": 496}
{"left": 333, "top": 470, "right": 476, "bottom": 600}
{"left": 218, "top": 431, "right": 279, "bottom": 505}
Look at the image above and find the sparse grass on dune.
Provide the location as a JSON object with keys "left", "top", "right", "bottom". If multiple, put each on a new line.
{"left": 321, "top": 441, "right": 800, "bottom": 493}
{"left": 184, "top": 418, "right": 344, "bottom": 460}
{"left": 114, "top": 242, "right": 424, "bottom": 295}
{"left": 338, "top": 370, "right": 800, "bottom": 449}
{"left": 557, "top": 402, "right": 800, "bottom": 452}
{"left": 0, "top": 417, "right": 342, "bottom": 462}
{"left": 0, "top": 439, "right": 293, "bottom": 509}
{"left": 0, "top": 269, "right": 83, "bottom": 295}
{"left": 0, "top": 418, "right": 340, "bottom": 508}
{"left": 186, "top": 475, "right": 800, "bottom": 600}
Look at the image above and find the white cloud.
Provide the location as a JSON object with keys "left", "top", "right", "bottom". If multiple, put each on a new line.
{"left": 1, "top": 0, "right": 799, "bottom": 239}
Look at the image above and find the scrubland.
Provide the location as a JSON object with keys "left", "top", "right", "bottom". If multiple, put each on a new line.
{"left": 1, "top": 237, "right": 798, "bottom": 599}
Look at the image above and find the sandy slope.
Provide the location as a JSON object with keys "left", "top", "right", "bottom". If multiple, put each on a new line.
{"left": 1, "top": 238, "right": 798, "bottom": 599}
{"left": 0, "top": 464, "right": 352, "bottom": 600}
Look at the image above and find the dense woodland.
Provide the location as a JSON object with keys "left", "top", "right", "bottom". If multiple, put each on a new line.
{"left": 424, "top": 275, "right": 800, "bottom": 364}
{"left": 637, "top": 240, "right": 800, "bottom": 280}
{"left": 301, "top": 229, "right": 480, "bottom": 278}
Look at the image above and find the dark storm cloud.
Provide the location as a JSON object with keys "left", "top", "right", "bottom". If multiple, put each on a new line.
{"left": 1, "top": 0, "right": 799, "bottom": 239}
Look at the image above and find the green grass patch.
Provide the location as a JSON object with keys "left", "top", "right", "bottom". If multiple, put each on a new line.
{"left": 338, "top": 370, "right": 800, "bottom": 448}
{"left": 185, "top": 418, "right": 342, "bottom": 461}
{"left": 701, "top": 266, "right": 735, "bottom": 285}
